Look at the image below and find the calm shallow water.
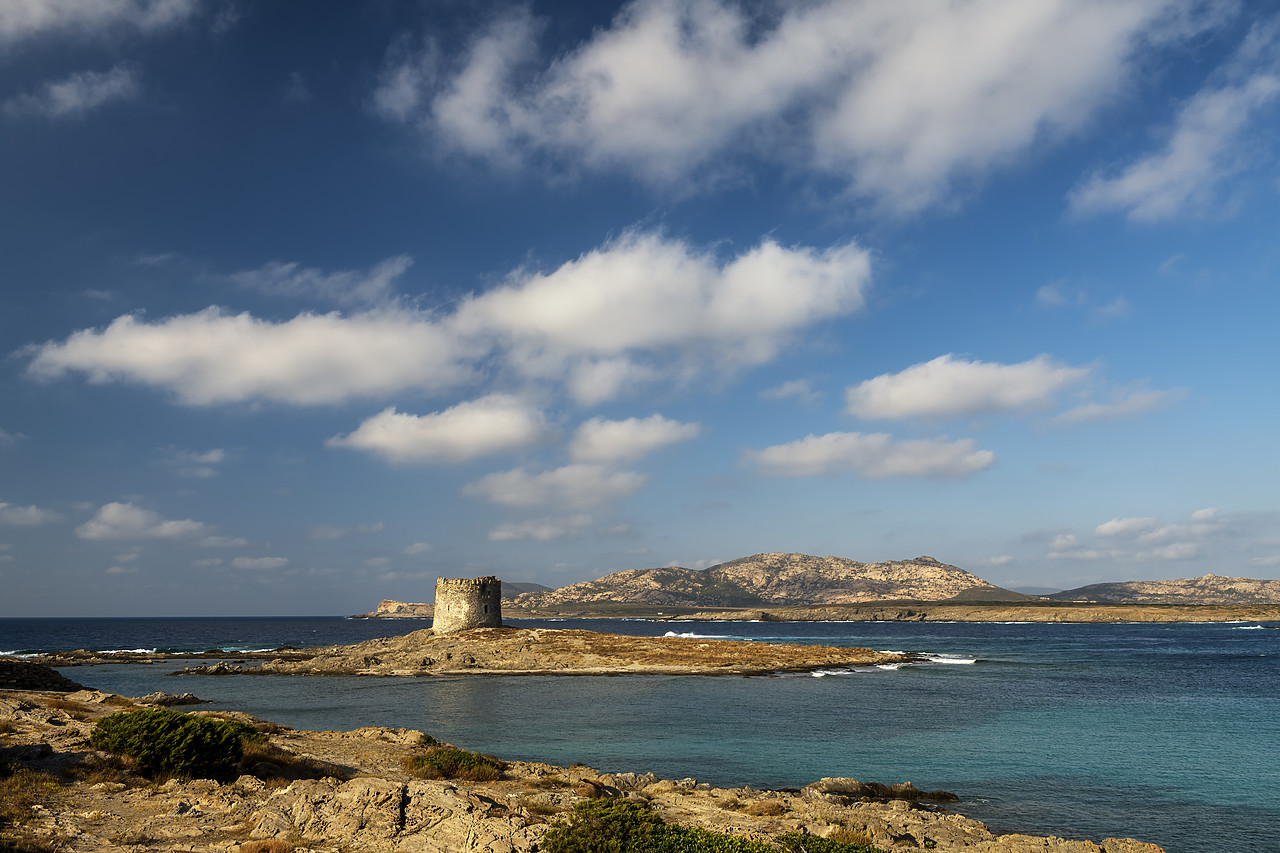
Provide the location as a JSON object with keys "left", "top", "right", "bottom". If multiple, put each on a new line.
{"left": 3, "top": 617, "right": 1277, "bottom": 853}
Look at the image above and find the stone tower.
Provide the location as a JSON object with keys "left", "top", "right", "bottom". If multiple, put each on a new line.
{"left": 432, "top": 576, "right": 502, "bottom": 634}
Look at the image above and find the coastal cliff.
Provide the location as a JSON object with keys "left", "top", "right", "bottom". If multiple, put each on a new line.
{"left": 1, "top": 688, "right": 1168, "bottom": 853}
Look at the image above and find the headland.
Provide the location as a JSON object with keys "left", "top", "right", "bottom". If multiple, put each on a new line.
{"left": 1, "top": 684, "right": 1168, "bottom": 853}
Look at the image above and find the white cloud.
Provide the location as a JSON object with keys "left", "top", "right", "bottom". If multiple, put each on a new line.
{"left": 463, "top": 463, "right": 646, "bottom": 509}
{"left": 747, "top": 431, "right": 995, "bottom": 479}
{"left": 566, "top": 357, "right": 659, "bottom": 406}
{"left": 1070, "top": 21, "right": 1280, "bottom": 221}
{"left": 4, "top": 65, "right": 140, "bottom": 119}
{"left": 488, "top": 514, "right": 594, "bottom": 542}
{"left": 1047, "top": 507, "right": 1264, "bottom": 565}
{"left": 199, "top": 535, "right": 248, "bottom": 547}
{"left": 0, "top": 0, "right": 200, "bottom": 44}
{"left": 229, "top": 255, "right": 412, "bottom": 308}
{"left": 0, "top": 429, "right": 24, "bottom": 446}
{"left": 363, "top": 557, "right": 391, "bottom": 568}
{"left": 569, "top": 414, "right": 699, "bottom": 464}
{"left": 166, "top": 447, "right": 226, "bottom": 478}
{"left": 376, "top": 0, "right": 1208, "bottom": 213}
{"left": 0, "top": 502, "right": 63, "bottom": 526}
{"left": 1056, "top": 387, "right": 1185, "bottom": 424}
{"left": 846, "top": 354, "right": 1090, "bottom": 420}
{"left": 76, "top": 501, "right": 210, "bottom": 540}
{"left": 308, "top": 522, "right": 383, "bottom": 540}
{"left": 1141, "top": 542, "right": 1199, "bottom": 561}
{"left": 759, "top": 379, "right": 823, "bottom": 405}
{"left": 27, "top": 232, "right": 864, "bottom": 407}
{"left": 231, "top": 556, "right": 289, "bottom": 570}
{"left": 403, "top": 541, "right": 434, "bottom": 555}
{"left": 105, "top": 564, "right": 138, "bottom": 575}
{"left": 1095, "top": 517, "right": 1159, "bottom": 538}
{"left": 26, "top": 306, "right": 475, "bottom": 406}
{"left": 328, "top": 395, "right": 551, "bottom": 464}
{"left": 455, "top": 232, "right": 871, "bottom": 393}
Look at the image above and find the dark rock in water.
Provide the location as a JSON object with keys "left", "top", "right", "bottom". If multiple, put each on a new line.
{"left": 0, "top": 659, "right": 86, "bottom": 692}
{"left": 804, "top": 777, "right": 959, "bottom": 804}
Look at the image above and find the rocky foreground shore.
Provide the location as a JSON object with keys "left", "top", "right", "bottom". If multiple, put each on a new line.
{"left": 170, "top": 626, "right": 916, "bottom": 677}
{"left": 1, "top": 687, "right": 1167, "bottom": 853}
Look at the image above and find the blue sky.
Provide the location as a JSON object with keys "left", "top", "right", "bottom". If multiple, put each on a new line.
{"left": 3, "top": 0, "right": 1279, "bottom": 617}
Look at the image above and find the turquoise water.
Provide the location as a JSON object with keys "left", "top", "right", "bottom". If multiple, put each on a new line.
{"left": 3, "top": 617, "right": 1277, "bottom": 852}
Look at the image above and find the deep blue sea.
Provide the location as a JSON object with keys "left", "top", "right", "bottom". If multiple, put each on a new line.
{"left": 2, "top": 616, "right": 1277, "bottom": 853}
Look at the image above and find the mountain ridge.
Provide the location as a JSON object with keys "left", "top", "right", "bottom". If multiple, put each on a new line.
{"left": 512, "top": 552, "right": 1017, "bottom": 608}
{"left": 1048, "top": 573, "right": 1280, "bottom": 605}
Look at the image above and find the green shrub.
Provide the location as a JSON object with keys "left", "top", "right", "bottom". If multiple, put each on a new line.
{"left": 776, "top": 831, "right": 885, "bottom": 853}
{"left": 541, "top": 799, "right": 666, "bottom": 853}
{"left": 542, "top": 800, "right": 889, "bottom": 853}
{"left": 402, "top": 747, "right": 500, "bottom": 782}
{"left": 89, "top": 708, "right": 257, "bottom": 781}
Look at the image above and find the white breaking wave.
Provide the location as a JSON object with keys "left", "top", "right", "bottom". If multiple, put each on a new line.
{"left": 1233, "top": 625, "right": 1269, "bottom": 630}
{"left": 919, "top": 653, "right": 978, "bottom": 665}
{"left": 663, "top": 631, "right": 731, "bottom": 640}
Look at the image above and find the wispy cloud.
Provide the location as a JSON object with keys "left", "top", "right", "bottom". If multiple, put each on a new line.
{"left": 464, "top": 464, "right": 646, "bottom": 510}
{"left": 1070, "top": 19, "right": 1280, "bottom": 221}
{"left": 5, "top": 65, "right": 141, "bottom": 120}
{"left": 229, "top": 255, "right": 412, "bottom": 308}
{"left": 0, "top": 502, "right": 63, "bottom": 526}
{"left": 488, "top": 514, "right": 594, "bottom": 542}
{"left": 0, "top": 0, "right": 202, "bottom": 45}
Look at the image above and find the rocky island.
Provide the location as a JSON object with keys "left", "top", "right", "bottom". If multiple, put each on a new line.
{"left": 1, "top": 684, "right": 1168, "bottom": 853}
{"left": 173, "top": 626, "right": 914, "bottom": 677}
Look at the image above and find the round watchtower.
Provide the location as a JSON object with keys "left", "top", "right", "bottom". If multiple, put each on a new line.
{"left": 433, "top": 576, "right": 502, "bottom": 634}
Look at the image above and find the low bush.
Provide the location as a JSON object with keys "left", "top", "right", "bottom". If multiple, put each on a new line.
{"left": 402, "top": 746, "right": 501, "bottom": 782}
{"left": 541, "top": 798, "right": 667, "bottom": 853}
{"left": 776, "top": 831, "right": 884, "bottom": 852}
{"left": 90, "top": 708, "right": 259, "bottom": 782}
{"left": 542, "top": 800, "right": 889, "bottom": 853}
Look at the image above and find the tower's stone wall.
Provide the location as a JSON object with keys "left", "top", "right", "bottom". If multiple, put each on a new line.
{"left": 432, "top": 576, "right": 502, "bottom": 634}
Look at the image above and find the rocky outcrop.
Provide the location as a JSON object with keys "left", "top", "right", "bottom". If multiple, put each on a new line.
{"left": 172, "top": 627, "right": 914, "bottom": 677}
{"left": 1049, "top": 574, "right": 1280, "bottom": 605}
{"left": 0, "top": 690, "right": 1168, "bottom": 853}
{"left": 514, "top": 553, "right": 1010, "bottom": 610}
{"left": 0, "top": 659, "right": 85, "bottom": 691}
{"left": 358, "top": 599, "right": 435, "bottom": 619}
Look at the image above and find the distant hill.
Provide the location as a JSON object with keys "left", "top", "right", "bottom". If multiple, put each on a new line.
{"left": 512, "top": 553, "right": 1023, "bottom": 608}
{"left": 502, "top": 581, "right": 551, "bottom": 598}
{"left": 1049, "top": 574, "right": 1280, "bottom": 605}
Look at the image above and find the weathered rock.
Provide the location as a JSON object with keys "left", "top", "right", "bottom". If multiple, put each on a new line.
{"left": 0, "top": 690, "right": 1170, "bottom": 853}
{"left": 0, "top": 659, "right": 85, "bottom": 691}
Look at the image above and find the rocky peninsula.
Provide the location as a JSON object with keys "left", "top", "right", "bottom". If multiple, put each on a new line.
{"left": 170, "top": 626, "right": 914, "bottom": 677}
{"left": 1, "top": 685, "right": 1168, "bottom": 853}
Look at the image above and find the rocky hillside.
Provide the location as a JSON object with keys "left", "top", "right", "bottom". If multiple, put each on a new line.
{"left": 1049, "top": 574, "right": 1280, "bottom": 605}
{"left": 513, "top": 553, "right": 1009, "bottom": 608}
